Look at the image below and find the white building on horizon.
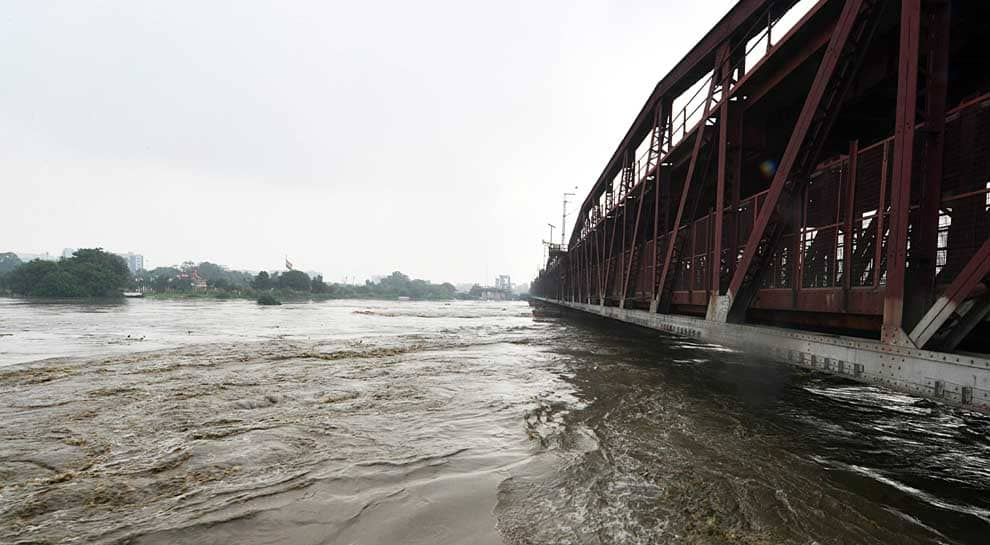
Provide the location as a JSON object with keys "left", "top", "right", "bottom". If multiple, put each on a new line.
{"left": 116, "top": 252, "right": 144, "bottom": 274}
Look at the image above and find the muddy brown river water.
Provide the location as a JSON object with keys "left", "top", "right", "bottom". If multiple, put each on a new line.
{"left": 1, "top": 298, "right": 989, "bottom": 544}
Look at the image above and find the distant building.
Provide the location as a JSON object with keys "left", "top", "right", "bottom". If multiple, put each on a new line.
{"left": 467, "top": 284, "right": 512, "bottom": 301}
{"left": 478, "top": 287, "right": 508, "bottom": 301}
{"left": 62, "top": 248, "right": 76, "bottom": 259}
{"left": 495, "top": 275, "right": 512, "bottom": 292}
{"left": 114, "top": 252, "right": 145, "bottom": 274}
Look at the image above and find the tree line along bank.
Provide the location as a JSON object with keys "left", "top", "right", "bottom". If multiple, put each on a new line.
{"left": 0, "top": 250, "right": 462, "bottom": 301}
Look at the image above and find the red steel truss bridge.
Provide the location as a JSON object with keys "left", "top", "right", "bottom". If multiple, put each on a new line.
{"left": 532, "top": 0, "right": 990, "bottom": 410}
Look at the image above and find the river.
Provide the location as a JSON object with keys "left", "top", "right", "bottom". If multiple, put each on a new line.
{"left": 0, "top": 298, "right": 988, "bottom": 544}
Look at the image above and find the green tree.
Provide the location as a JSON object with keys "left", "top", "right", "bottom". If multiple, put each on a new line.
{"left": 7, "top": 260, "right": 59, "bottom": 295}
{"left": 63, "top": 249, "right": 131, "bottom": 296}
{"left": 32, "top": 269, "right": 84, "bottom": 297}
{"left": 0, "top": 252, "right": 22, "bottom": 275}
{"left": 279, "top": 270, "right": 311, "bottom": 291}
{"left": 6, "top": 248, "right": 129, "bottom": 297}
{"left": 195, "top": 262, "right": 250, "bottom": 287}
{"left": 252, "top": 271, "right": 272, "bottom": 290}
{"left": 437, "top": 282, "right": 457, "bottom": 298}
{"left": 311, "top": 275, "right": 328, "bottom": 293}
{"left": 208, "top": 277, "right": 232, "bottom": 290}
{"left": 170, "top": 277, "right": 193, "bottom": 291}
{"left": 196, "top": 262, "right": 227, "bottom": 282}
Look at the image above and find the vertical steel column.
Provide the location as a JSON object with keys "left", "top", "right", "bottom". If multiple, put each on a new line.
{"left": 707, "top": 54, "right": 741, "bottom": 320}
{"left": 905, "top": 0, "right": 950, "bottom": 329}
{"left": 618, "top": 157, "right": 631, "bottom": 305}
{"left": 593, "top": 216, "right": 603, "bottom": 304}
{"left": 842, "top": 140, "right": 858, "bottom": 310}
{"left": 603, "top": 201, "right": 622, "bottom": 304}
{"left": 585, "top": 220, "right": 591, "bottom": 303}
{"left": 621, "top": 165, "right": 649, "bottom": 308}
{"left": 651, "top": 166, "right": 672, "bottom": 312}
{"left": 655, "top": 65, "right": 719, "bottom": 314}
{"left": 725, "top": 103, "right": 744, "bottom": 288}
{"left": 652, "top": 149, "right": 661, "bottom": 305}
{"left": 711, "top": 47, "right": 733, "bottom": 299}
{"left": 873, "top": 142, "right": 889, "bottom": 288}
{"left": 583, "top": 242, "right": 589, "bottom": 303}
{"left": 578, "top": 243, "right": 584, "bottom": 302}
{"left": 793, "top": 186, "right": 807, "bottom": 307}
{"left": 882, "top": 0, "right": 921, "bottom": 345}
{"left": 650, "top": 100, "right": 672, "bottom": 307}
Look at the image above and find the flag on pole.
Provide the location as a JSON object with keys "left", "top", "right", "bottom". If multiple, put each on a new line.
{"left": 285, "top": 257, "right": 294, "bottom": 271}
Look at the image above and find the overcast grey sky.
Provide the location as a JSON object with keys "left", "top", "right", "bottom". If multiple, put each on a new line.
{"left": 2, "top": 0, "right": 736, "bottom": 285}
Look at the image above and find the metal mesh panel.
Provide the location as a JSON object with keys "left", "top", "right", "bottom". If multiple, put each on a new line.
{"left": 676, "top": 258, "right": 690, "bottom": 290}
{"left": 939, "top": 102, "right": 990, "bottom": 285}
{"left": 694, "top": 255, "right": 707, "bottom": 291}
{"left": 850, "top": 143, "right": 885, "bottom": 286}
{"left": 673, "top": 227, "right": 691, "bottom": 291}
{"left": 695, "top": 216, "right": 709, "bottom": 253}
{"left": 738, "top": 198, "right": 756, "bottom": 243}
{"left": 805, "top": 166, "right": 841, "bottom": 227}
{"left": 764, "top": 235, "right": 794, "bottom": 289}
{"left": 802, "top": 226, "right": 837, "bottom": 288}
{"left": 855, "top": 144, "right": 883, "bottom": 215}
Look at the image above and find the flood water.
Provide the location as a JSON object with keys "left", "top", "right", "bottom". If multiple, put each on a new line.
{"left": 1, "top": 298, "right": 989, "bottom": 545}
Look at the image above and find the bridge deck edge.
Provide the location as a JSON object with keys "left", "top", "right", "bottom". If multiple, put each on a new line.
{"left": 532, "top": 297, "right": 990, "bottom": 412}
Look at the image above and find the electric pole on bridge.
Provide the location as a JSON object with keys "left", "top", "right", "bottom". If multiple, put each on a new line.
{"left": 542, "top": 223, "right": 556, "bottom": 267}
{"left": 561, "top": 188, "right": 577, "bottom": 248}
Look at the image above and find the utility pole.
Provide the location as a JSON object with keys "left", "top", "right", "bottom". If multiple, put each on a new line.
{"left": 561, "top": 189, "right": 576, "bottom": 247}
{"left": 542, "top": 223, "right": 556, "bottom": 268}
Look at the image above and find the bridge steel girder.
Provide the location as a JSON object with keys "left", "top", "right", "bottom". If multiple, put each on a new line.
{"left": 531, "top": 0, "right": 990, "bottom": 407}
{"left": 707, "top": 44, "right": 743, "bottom": 318}
{"left": 940, "top": 296, "right": 990, "bottom": 353}
{"left": 603, "top": 204, "right": 621, "bottom": 304}
{"left": 621, "top": 173, "right": 648, "bottom": 308}
{"left": 723, "top": 0, "right": 883, "bottom": 324}
{"left": 654, "top": 53, "right": 721, "bottom": 314}
{"left": 568, "top": 0, "right": 797, "bottom": 252}
{"left": 909, "top": 239, "right": 990, "bottom": 349}
{"left": 585, "top": 240, "right": 593, "bottom": 304}
{"left": 841, "top": 140, "right": 858, "bottom": 313}
{"left": 649, "top": 103, "right": 672, "bottom": 305}
{"left": 904, "top": 0, "right": 951, "bottom": 332}
{"left": 881, "top": 0, "right": 922, "bottom": 345}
